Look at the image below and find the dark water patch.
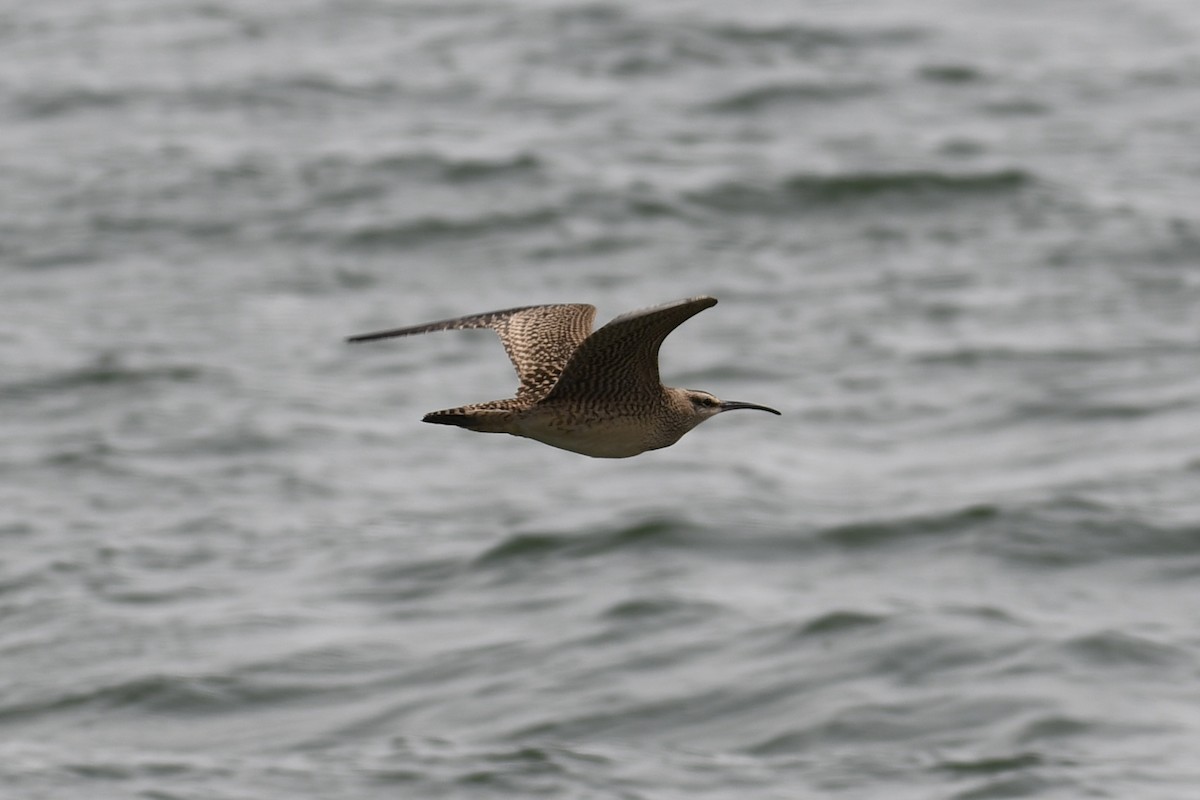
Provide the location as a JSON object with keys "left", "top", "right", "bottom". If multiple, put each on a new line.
{"left": 527, "top": 234, "right": 646, "bottom": 260}
{"left": 677, "top": 362, "right": 780, "bottom": 384}
{"left": 361, "top": 558, "right": 465, "bottom": 586}
{"left": 949, "top": 773, "right": 1058, "bottom": 800}
{"left": 0, "top": 672, "right": 322, "bottom": 721}
{"left": 704, "top": 19, "right": 928, "bottom": 50}
{"left": 1013, "top": 715, "right": 1093, "bottom": 744}
{"left": 940, "top": 137, "right": 988, "bottom": 157}
{"left": 142, "top": 424, "right": 322, "bottom": 466}
{"left": 749, "top": 695, "right": 1034, "bottom": 756}
{"left": 511, "top": 683, "right": 746, "bottom": 741}
{"left": 590, "top": 597, "right": 724, "bottom": 647}
{"left": 453, "top": 745, "right": 571, "bottom": 791}
{"left": 552, "top": 186, "right": 689, "bottom": 223}
{"left": 747, "top": 703, "right": 918, "bottom": 754}
{"left": 303, "top": 151, "right": 543, "bottom": 190}
{"left": 914, "top": 344, "right": 1120, "bottom": 367}
{"left": 819, "top": 504, "right": 999, "bottom": 549}
{"left": 1012, "top": 398, "right": 1187, "bottom": 421}
{"left": 935, "top": 752, "right": 1044, "bottom": 775}
{"left": 91, "top": 212, "right": 243, "bottom": 240}
{"left": 272, "top": 265, "right": 378, "bottom": 295}
{"left": 333, "top": 207, "right": 560, "bottom": 250}
{"left": 548, "top": 2, "right": 624, "bottom": 25}
{"left": 38, "top": 439, "right": 119, "bottom": 471}
{"left": 367, "top": 767, "right": 425, "bottom": 785}
{"left": 66, "top": 762, "right": 131, "bottom": 780}
{"left": 476, "top": 517, "right": 690, "bottom": 566}
{"left": 700, "top": 81, "right": 877, "bottom": 113}
{"left": 10, "top": 246, "right": 100, "bottom": 270}
{"left": 11, "top": 87, "right": 128, "bottom": 118}
{"left": 686, "top": 168, "right": 1032, "bottom": 213}
{"left": 181, "top": 75, "right": 414, "bottom": 112}
{"left": 787, "top": 168, "right": 1031, "bottom": 200}
{"left": 13, "top": 75, "right": 407, "bottom": 120}
{"left": 241, "top": 642, "right": 402, "bottom": 687}
{"left": 799, "top": 609, "right": 889, "bottom": 636}
{"left": 0, "top": 521, "right": 36, "bottom": 538}
{"left": 3, "top": 358, "right": 206, "bottom": 402}
{"left": 983, "top": 98, "right": 1050, "bottom": 116}
{"left": 476, "top": 533, "right": 575, "bottom": 564}
{"left": 100, "top": 584, "right": 213, "bottom": 606}
{"left": 946, "top": 605, "right": 1025, "bottom": 627}
{"left": 0, "top": 567, "right": 44, "bottom": 598}
{"left": 1056, "top": 630, "right": 1194, "bottom": 671}
{"left": 522, "top": 7, "right": 926, "bottom": 79}
{"left": 346, "top": 557, "right": 466, "bottom": 604}
{"left": 919, "top": 64, "right": 985, "bottom": 84}
{"left": 601, "top": 596, "right": 716, "bottom": 621}
{"left": 439, "top": 153, "right": 543, "bottom": 183}
{"left": 58, "top": 753, "right": 208, "bottom": 784}
{"left": 985, "top": 496, "right": 1200, "bottom": 568}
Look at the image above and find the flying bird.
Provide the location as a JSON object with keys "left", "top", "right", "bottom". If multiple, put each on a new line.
{"left": 347, "top": 296, "right": 780, "bottom": 458}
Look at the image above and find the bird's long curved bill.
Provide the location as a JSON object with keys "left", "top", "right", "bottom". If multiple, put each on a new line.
{"left": 719, "top": 400, "right": 781, "bottom": 415}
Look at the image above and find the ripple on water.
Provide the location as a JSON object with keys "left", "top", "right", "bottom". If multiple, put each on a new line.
{"left": 474, "top": 516, "right": 692, "bottom": 565}
{"left": 684, "top": 168, "right": 1035, "bottom": 213}
{"left": 2, "top": 357, "right": 207, "bottom": 402}
{"left": 698, "top": 80, "right": 880, "bottom": 113}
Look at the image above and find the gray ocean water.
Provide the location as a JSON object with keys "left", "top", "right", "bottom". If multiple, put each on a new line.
{"left": 3, "top": 1, "right": 1200, "bottom": 797}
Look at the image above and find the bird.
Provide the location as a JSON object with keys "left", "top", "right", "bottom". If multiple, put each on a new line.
{"left": 346, "top": 296, "right": 780, "bottom": 458}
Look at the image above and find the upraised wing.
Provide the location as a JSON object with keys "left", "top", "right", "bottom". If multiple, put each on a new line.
{"left": 544, "top": 296, "right": 717, "bottom": 404}
{"left": 347, "top": 303, "right": 597, "bottom": 402}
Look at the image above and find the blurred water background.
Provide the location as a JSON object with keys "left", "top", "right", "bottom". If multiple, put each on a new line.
{"left": 3, "top": 0, "right": 1200, "bottom": 797}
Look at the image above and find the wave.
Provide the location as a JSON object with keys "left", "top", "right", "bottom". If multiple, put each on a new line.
{"left": 475, "top": 517, "right": 691, "bottom": 565}
{"left": 0, "top": 673, "right": 295, "bottom": 721}
{"left": 703, "top": 19, "right": 928, "bottom": 50}
{"left": 332, "top": 207, "right": 560, "bottom": 250}
{"left": 10, "top": 73, "right": 422, "bottom": 121}
{"left": 12, "top": 87, "right": 128, "bottom": 119}
{"left": 303, "top": 151, "right": 544, "bottom": 188}
{"left": 600, "top": 596, "right": 722, "bottom": 622}
{"left": 685, "top": 168, "right": 1033, "bottom": 212}
{"left": 1054, "top": 630, "right": 1193, "bottom": 670}
{"left": 933, "top": 751, "right": 1044, "bottom": 775}
{"left": 797, "top": 609, "right": 889, "bottom": 636}
{"left": 818, "top": 496, "right": 1200, "bottom": 567}
{"left": 2, "top": 358, "right": 205, "bottom": 402}
{"left": 513, "top": 6, "right": 929, "bottom": 80}
{"left": 818, "top": 504, "right": 1001, "bottom": 549}
{"left": 468, "top": 497, "right": 1200, "bottom": 571}
{"left": 918, "top": 64, "right": 985, "bottom": 84}
{"left": 326, "top": 184, "right": 688, "bottom": 249}
{"left": 989, "top": 498, "right": 1200, "bottom": 567}
{"left": 699, "top": 81, "right": 877, "bottom": 113}
{"left": 549, "top": 5, "right": 927, "bottom": 54}
{"left": 913, "top": 345, "right": 1125, "bottom": 366}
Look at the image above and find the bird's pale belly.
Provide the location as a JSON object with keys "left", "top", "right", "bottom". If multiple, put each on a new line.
{"left": 510, "top": 413, "right": 673, "bottom": 458}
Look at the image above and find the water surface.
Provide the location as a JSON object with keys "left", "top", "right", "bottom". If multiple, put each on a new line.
{"left": 3, "top": 1, "right": 1200, "bottom": 797}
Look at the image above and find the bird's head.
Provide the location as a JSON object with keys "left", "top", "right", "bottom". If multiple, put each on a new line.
{"left": 678, "top": 389, "right": 781, "bottom": 426}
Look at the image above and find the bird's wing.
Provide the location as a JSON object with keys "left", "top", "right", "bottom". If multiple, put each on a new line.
{"left": 347, "top": 303, "right": 597, "bottom": 402}
{"left": 544, "top": 296, "right": 717, "bottom": 403}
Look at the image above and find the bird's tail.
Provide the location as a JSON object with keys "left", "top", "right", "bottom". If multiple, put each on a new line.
{"left": 422, "top": 401, "right": 518, "bottom": 433}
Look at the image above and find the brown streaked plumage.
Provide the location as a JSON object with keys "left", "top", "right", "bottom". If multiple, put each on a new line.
{"left": 346, "top": 296, "right": 780, "bottom": 458}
